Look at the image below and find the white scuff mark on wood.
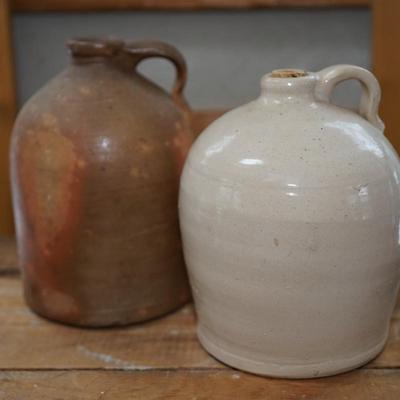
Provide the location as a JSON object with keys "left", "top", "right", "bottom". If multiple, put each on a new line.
{"left": 180, "top": 306, "right": 192, "bottom": 315}
{"left": 77, "top": 345, "right": 151, "bottom": 370}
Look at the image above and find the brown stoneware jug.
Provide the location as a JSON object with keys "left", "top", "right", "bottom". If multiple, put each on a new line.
{"left": 11, "top": 38, "right": 193, "bottom": 327}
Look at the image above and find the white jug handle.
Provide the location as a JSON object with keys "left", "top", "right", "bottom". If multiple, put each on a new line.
{"left": 314, "top": 64, "right": 384, "bottom": 131}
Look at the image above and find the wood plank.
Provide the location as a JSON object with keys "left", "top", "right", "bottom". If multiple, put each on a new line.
{"left": 0, "top": 0, "right": 15, "bottom": 235}
{"left": 0, "top": 275, "right": 399, "bottom": 370}
{"left": 0, "top": 369, "right": 399, "bottom": 399}
{"left": 372, "top": 0, "right": 400, "bottom": 153}
{"left": 11, "top": 0, "right": 370, "bottom": 12}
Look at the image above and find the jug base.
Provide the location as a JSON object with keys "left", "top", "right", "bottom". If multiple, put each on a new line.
{"left": 197, "top": 326, "right": 387, "bottom": 379}
{"left": 25, "top": 293, "right": 191, "bottom": 328}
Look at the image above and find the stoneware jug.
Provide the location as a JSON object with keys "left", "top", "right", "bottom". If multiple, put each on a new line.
{"left": 179, "top": 65, "right": 400, "bottom": 378}
{"left": 11, "top": 38, "right": 193, "bottom": 327}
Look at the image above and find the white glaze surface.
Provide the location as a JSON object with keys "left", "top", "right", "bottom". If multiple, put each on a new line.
{"left": 179, "top": 65, "right": 400, "bottom": 378}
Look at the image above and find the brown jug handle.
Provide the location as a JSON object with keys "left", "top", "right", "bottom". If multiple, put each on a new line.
{"left": 314, "top": 64, "right": 384, "bottom": 131}
{"left": 123, "top": 40, "right": 188, "bottom": 107}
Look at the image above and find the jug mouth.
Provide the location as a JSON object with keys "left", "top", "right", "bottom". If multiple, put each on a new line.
{"left": 67, "top": 37, "right": 124, "bottom": 59}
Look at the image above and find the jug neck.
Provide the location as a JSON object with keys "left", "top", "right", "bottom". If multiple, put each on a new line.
{"left": 259, "top": 69, "right": 318, "bottom": 103}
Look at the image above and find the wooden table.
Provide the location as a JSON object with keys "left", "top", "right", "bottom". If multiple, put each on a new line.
{"left": 0, "top": 238, "right": 400, "bottom": 399}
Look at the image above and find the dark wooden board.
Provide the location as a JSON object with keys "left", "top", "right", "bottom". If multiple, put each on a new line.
{"left": 0, "top": 0, "right": 15, "bottom": 236}
{"left": 373, "top": 0, "right": 400, "bottom": 153}
{"left": 11, "top": 0, "right": 370, "bottom": 12}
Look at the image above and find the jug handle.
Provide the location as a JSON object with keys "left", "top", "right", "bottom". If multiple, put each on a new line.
{"left": 123, "top": 40, "right": 188, "bottom": 108}
{"left": 314, "top": 65, "right": 384, "bottom": 131}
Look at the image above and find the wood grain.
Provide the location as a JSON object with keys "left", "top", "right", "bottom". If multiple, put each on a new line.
{"left": 0, "top": 369, "right": 399, "bottom": 399}
{"left": 11, "top": 0, "right": 370, "bottom": 12}
{"left": 0, "top": 273, "right": 398, "bottom": 371}
{"left": 373, "top": 0, "right": 400, "bottom": 153}
{"left": 0, "top": 277, "right": 220, "bottom": 370}
{"left": 0, "top": 0, "right": 15, "bottom": 235}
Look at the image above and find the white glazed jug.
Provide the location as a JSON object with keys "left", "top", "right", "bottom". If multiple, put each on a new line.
{"left": 179, "top": 65, "right": 400, "bottom": 378}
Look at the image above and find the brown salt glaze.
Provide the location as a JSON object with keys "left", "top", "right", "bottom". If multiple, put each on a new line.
{"left": 10, "top": 38, "right": 193, "bottom": 327}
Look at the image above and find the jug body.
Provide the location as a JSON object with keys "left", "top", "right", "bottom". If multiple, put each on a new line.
{"left": 179, "top": 66, "right": 400, "bottom": 377}
{"left": 11, "top": 38, "right": 193, "bottom": 326}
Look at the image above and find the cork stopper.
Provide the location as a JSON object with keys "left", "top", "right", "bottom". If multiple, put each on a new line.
{"left": 270, "top": 69, "right": 308, "bottom": 78}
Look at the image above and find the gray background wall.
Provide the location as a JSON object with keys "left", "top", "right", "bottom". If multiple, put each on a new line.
{"left": 12, "top": 9, "right": 371, "bottom": 110}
